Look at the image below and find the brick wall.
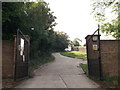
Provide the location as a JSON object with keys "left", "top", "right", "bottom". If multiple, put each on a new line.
{"left": 2, "top": 40, "right": 15, "bottom": 78}
{"left": 101, "top": 40, "right": 119, "bottom": 77}
{"left": 85, "top": 35, "right": 120, "bottom": 79}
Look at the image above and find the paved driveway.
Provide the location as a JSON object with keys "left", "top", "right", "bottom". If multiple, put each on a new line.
{"left": 16, "top": 53, "right": 99, "bottom": 88}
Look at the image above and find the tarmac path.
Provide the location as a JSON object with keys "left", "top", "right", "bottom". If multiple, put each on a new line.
{"left": 16, "top": 53, "right": 99, "bottom": 88}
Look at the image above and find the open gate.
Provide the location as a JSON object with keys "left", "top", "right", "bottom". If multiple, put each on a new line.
{"left": 14, "top": 29, "right": 30, "bottom": 81}
{"left": 85, "top": 25, "right": 102, "bottom": 80}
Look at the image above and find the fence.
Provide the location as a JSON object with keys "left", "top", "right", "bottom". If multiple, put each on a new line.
{"left": 2, "top": 30, "right": 30, "bottom": 81}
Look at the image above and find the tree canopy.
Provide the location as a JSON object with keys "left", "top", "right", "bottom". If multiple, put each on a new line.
{"left": 69, "top": 38, "right": 82, "bottom": 46}
{"left": 52, "top": 31, "right": 69, "bottom": 51}
{"left": 91, "top": 0, "right": 120, "bottom": 39}
{"left": 2, "top": 2, "right": 69, "bottom": 58}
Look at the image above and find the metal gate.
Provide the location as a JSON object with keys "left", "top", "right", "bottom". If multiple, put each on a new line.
{"left": 14, "top": 29, "right": 29, "bottom": 81}
{"left": 85, "top": 25, "right": 102, "bottom": 80}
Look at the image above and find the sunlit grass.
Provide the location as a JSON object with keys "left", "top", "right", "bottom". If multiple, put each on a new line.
{"left": 60, "top": 51, "right": 87, "bottom": 60}
{"left": 80, "top": 63, "right": 88, "bottom": 75}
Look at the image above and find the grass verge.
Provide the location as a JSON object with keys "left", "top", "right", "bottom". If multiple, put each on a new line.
{"left": 60, "top": 51, "right": 87, "bottom": 60}
{"left": 80, "top": 63, "right": 88, "bottom": 75}
{"left": 102, "top": 76, "right": 120, "bottom": 88}
{"left": 79, "top": 63, "right": 120, "bottom": 88}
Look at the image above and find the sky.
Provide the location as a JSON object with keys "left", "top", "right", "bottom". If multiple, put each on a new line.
{"left": 44, "top": 0, "right": 115, "bottom": 45}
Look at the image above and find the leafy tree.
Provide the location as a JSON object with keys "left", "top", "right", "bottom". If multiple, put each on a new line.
{"left": 71, "top": 38, "right": 82, "bottom": 46}
{"left": 52, "top": 31, "right": 70, "bottom": 52}
{"left": 91, "top": 0, "right": 120, "bottom": 39}
{"left": 83, "top": 43, "right": 86, "bottom": 47}
{"left": 101, "top": 20, "right": 120, "bottom": 39}
{"left": 2, "top": 2, "right": 57, "bottom": 58}
{"left": 23, "top": 2, "right": 57, "bottom": 57}
{"left": 2, "top": 2, "right": 70, "bottom": 58}
{"left": 2, "top": 2, "right": 25, "bottom": 39}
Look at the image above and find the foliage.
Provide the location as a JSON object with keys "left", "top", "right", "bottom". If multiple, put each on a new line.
{"left": 52, "top": 31, "right": 69, "bottom": 52}
{"left": 2, "top": 2, "right": 69, "bottom": 58}
{"left": 60, "top": 51, "right": 87, "bottom": 60}
{"left": 2, "top": 2, "right": 25, "bottom": 39}
{"left": 91, "top": 0, "right": 120, "bottom": 39}
{"left": 83, "top": 43, "right": 86, "bottom": 46}
{"left": 102, "top": 76, "right": 120, "bottom": 88}
{"left": 101, "top": 20, "right": 120, "bottom": 39}
{"left": 69, "top": 38, "right": 82, "bottom": 46}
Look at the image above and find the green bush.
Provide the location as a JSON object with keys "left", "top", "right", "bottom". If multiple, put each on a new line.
{"left": 103, "top": 76, "right": 120, "bottom": 88}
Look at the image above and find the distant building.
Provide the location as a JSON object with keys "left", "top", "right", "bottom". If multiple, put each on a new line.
{"left": 65, "top": 45, "right": 71, "bottom": 51}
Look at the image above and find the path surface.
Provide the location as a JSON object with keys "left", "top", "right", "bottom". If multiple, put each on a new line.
{"left": 16, "top": 53, "right": 99, "bottom": 88}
